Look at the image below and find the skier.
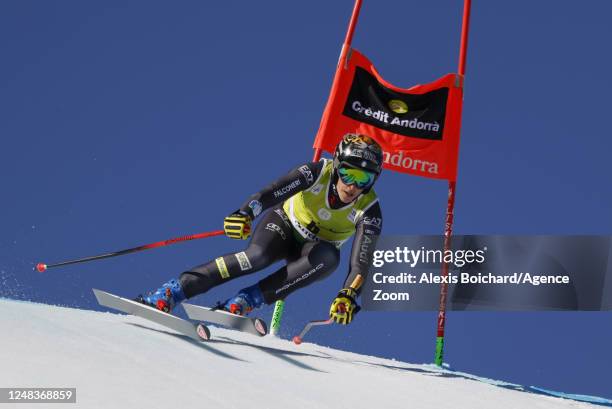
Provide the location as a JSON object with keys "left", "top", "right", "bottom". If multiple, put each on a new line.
{"left": 137, "top": 133, "right": 383, "bottom": 325}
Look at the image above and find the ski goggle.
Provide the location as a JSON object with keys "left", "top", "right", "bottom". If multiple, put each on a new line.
{"left": 337, "top": 165, "right": 376, "bottom": 189}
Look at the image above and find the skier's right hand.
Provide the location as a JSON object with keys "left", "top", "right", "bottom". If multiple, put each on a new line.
{"left": 329, "top": 288, "right": 361, "bottom": 325}
{"left": 224, "top": 211, "right": 252, "bottom": 240}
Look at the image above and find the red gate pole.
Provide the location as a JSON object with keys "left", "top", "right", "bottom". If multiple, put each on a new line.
{"left": 434, "top": 0, "right": 472, "bottom": 366}
{"left": 270, "top": 0, "right": 364, "bottom": 336}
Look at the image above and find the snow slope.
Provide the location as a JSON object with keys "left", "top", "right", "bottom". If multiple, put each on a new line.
{"left": 1, "top": 297, "right": 609, "bottom": 409}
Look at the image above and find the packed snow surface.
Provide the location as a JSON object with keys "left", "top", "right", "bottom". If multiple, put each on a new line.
{"left": 1, "top": 298, "right": 607, "bottom": 409}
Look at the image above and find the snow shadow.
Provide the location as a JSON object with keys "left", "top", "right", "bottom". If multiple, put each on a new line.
{"left": 127, "top": 323, "right": 247, "bottom": 362}
{"left": 213, "top": 335, "right": 327, "bottom": 373}
{"left": 126, "top": 322, "right": 325, "bottom": 373}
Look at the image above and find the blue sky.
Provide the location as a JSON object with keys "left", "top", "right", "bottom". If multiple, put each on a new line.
{"left": 1, "top": 0, "right": 611, "bottom": 399}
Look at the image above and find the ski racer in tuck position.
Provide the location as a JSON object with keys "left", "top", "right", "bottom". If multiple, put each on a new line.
{"left": 138, "top": 133, "right": 384, "bottom": 325}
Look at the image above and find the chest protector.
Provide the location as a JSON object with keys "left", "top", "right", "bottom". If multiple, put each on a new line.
{"left": 283, "top": 159, "right": 379, "bottom": 248}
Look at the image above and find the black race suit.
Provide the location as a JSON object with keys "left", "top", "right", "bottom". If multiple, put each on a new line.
{"left": 179, "top": 160, "right": 383, "bottom": 304}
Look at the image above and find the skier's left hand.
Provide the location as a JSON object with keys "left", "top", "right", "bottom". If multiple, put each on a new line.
{"left": 329, "top": 288, "right": 360, "bottom": 325}
{"left": 224, "top": 211, "right": 252, "bottom": 240}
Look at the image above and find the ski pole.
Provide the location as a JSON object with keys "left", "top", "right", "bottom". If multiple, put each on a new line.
{"left": 292, "top": 304, "right": 346, "bottom": 345}
{"left": 36, "top": 229, "right": 225, "bottom": 272}
{"left": 292, "top": 318, "right": 334, "bottom": 345}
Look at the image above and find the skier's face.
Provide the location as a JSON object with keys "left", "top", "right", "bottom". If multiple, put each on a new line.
{"left": 336, "top": 177, "right": 364, "bottom": 203}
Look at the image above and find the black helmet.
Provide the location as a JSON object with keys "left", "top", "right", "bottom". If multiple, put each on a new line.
{"left": 333, "top": 133, "right": 383, "bottom": 174}
{"left": 333, "top": 133, "right": 383, "bottom": 191}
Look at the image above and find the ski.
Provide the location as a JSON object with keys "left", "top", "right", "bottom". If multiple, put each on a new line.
{"left": 92, "top": 289, "right": 211, "bottom": 342}
{"left": 182, "top": 303, "right": 268, "bottom": 337}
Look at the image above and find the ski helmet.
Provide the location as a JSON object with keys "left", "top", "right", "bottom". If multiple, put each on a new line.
{"left": 333, "top": 133, "right": 383, "bottom": 192}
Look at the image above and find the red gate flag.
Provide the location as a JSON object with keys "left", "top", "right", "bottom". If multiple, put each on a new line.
{"left": 314, "top": 49, "right": 464, "bottom": 181}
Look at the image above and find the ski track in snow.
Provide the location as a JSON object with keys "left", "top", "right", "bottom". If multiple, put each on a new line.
{"left": 1, "top": 297, "right": 609, "bottom": 409}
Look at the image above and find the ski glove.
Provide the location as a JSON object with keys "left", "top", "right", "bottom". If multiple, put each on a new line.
{"left": 224, "top": 211, "right": 252, "bottom": 240}
{"left": 329, "top": 288, "right": 361, "bottom": 325}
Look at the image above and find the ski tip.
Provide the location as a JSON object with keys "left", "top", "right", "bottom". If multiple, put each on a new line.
{"left": 292, "top": 336, "right": 302, "bottom": 345}
{"left": 92, "top": 288, "right": 106, "bottom": 297}
{"left": 36, "top": 263, "right": 47, "bottom": 273}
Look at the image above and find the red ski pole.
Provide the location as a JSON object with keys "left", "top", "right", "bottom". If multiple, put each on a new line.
{"left": 292, "top": 304, "right": 346, "bottom": 345}
{"left": 36, "top": 229, "right": 225, "bottom": 272}
{"left": 292, "top": 318, "right": 334, "bottom": 345}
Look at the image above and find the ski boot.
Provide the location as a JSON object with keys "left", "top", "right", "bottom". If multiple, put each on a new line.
{"left": 136, "top": 278, "right": 186, "bottom": 313}
{"left": 222, "top": 283, "right": 264, "bottom": 316}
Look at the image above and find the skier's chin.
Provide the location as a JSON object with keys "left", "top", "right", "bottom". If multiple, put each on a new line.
{"left": 339, "top": 190, "right": 359, "bottom": 203}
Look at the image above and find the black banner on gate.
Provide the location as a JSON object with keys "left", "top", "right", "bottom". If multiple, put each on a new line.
{"left": 362, "top": 235, "right": 612, "bottom": 311}
{"left": 342, "top": 67, "right": 449, "bottom": 141}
